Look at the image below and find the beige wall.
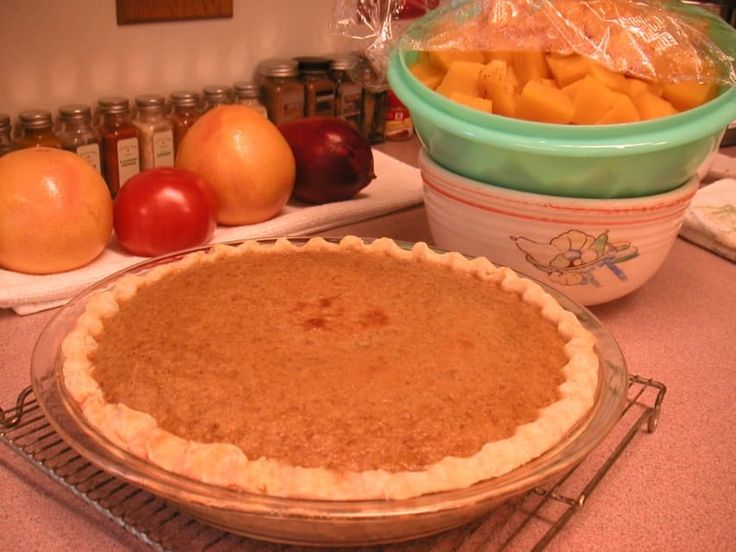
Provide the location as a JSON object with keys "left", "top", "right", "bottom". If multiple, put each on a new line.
{"left": 0, "top": 0, "right": 349, "bottom": 119}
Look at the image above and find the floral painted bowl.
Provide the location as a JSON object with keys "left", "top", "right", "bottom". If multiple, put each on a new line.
{"left": 420, "top": 149, "right": 699, "bottom": 305}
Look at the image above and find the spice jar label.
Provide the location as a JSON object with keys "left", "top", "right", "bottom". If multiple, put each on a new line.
{"left": 281, "top": 92, "right": 305, "bottom": 124}
{"left": 153, "top": 130, "right": 174, "bottom": 167}
{"left": 76, "top": 143, "right": 101, "bottom": 172}
{"left": 315, "top": 90, "right": 335, "bottom": 116}
{"left": 117, "top": 137, "right": 140, "bottom": 187}
{"left": 338, "top": 83, "right": 362, "bottom": 119}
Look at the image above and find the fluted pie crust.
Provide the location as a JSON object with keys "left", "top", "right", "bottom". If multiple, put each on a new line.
{"left": 61, "top": 236, "right": 599, "bottom": 500}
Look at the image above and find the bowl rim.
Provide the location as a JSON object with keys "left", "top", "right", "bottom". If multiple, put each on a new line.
{"left": 418, "top": 148, "right": 701, "bottom": 210}
{"left": 388, "top": 49, "right": 736, "bottom": 156}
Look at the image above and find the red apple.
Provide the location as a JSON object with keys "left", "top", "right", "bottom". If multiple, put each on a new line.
{"left": 279, "top": 117, "right": 376, "bottom": 204}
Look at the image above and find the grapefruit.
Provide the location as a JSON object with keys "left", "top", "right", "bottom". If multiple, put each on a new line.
{"left": 0, "top": 147, "right": 113, "bottom": 274}
{"left": 175, "top": 105, "right": 296, "bottom": 225}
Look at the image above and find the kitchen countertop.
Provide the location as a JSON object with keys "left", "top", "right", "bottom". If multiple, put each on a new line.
{"left": 1, "top": 138, "right": 735, "bottom": 552}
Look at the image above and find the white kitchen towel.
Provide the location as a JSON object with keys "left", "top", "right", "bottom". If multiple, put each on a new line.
{"left": 680, "top": 177, "right": 736, "bottom": 262}
{"left": 0, "top": 149, "right": 423, "bottom": 315}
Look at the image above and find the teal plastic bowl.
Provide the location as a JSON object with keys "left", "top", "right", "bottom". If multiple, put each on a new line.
{"left": 388, "top": 50, "right": 736, "bottom": 198}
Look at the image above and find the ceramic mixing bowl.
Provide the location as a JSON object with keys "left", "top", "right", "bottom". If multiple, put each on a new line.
{"left": 420, "top": 150, "right": 699, "bottom": 305}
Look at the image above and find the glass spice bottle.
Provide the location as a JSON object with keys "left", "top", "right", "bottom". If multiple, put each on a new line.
{"left": 258, "top": 59, "right": 305, "bottom": 125}
{"left": 360, "top": 86, "right": 388, "bottom": 144}
{"left": 57, "top": 104, "right": 102, "bottom": 172}
{"left": 15, "top": 110, "right": 63, "bottom": 149}
{"left": 202, "top": 85, "right": 232, "bottom": 111}
{"left": 97, "top": 96, "right": 140, "bottom": 196}
{"left": 330, "top": 57, "right": 362, "bottom": 128}
{"left": 168, "top": 90, "right": 200, "bottom": 153}
{"left": 233, "top": 81, "right": 268, "bottom": 116}
{"left": 0, "top": 114, "right": 20, "bottom": 157}
{"left": 295, "top": 56, "right": 336, "bottom": 117}
{"left": 133, "top": 94, "right": 175, "bottom": 170}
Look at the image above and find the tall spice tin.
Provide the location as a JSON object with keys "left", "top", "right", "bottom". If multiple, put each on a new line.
{"left": 97, "top": 96, "right": 140, "bottom": 196}
{"left": 134, "top": 94, "right": 175, "bottom": 170}
{"left": 258, "top": 59, "right": 305, "bottom": 125}
{"left": 57, "top": 104, "right": 102, "bottom": 172}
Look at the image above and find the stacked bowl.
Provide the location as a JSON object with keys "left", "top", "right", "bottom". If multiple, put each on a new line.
{"left": 388, "top": 49, "right": 736, "bottom": 305}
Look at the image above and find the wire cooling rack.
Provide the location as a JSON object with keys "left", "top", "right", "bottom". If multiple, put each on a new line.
{"left": 1, "top": 375, "right": 665, "bottom": 551}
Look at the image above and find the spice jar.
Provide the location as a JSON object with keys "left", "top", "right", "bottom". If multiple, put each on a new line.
{"left": 295, "top": 56, "right": 335, "bottom": 117}
{"left": 384, "top": 89, "right": 414, "bottom": 141}
{"left": 360, "top": 87, "right": 387, "bottom": 144}
{"left": 202, "top": 85, "right": 232, "bottom": 111}
{"left": 15, "top": 110, "right": 63, "bottom": 149}
{"left": 134, "top": 94, "right": 175, "bottom": 170}
{"left": 168, "top": 90, "right": 200, "bottom": 153}
{"left": 97, "top": 96, "right": 140, "bottom": 196}
{"left": 331, "top": 57, "right": 362, "bottom": 128}
{"left": 57, "top": 104, "right": 102, "bottom": 172}
{"left": 233, "top": 81, "right": 268, "bottom": 116}
{"left": 258, "top": 59, "right": 305, "bottom": 125}
{"left": 0, "top": 114, "right": 20, "bottom": 157}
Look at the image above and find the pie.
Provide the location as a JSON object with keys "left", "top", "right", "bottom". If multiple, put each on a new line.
{"left": 61, "top": 236, "right": 599, "bottom": 500}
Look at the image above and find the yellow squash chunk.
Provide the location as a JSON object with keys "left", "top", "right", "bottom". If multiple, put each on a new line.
{"left": 511, "top": 51, "right": 551, "bottom": 87}
{"left": 633, "top": 91, "right": 678, "bottom": 120}
{"left": 516, "top": 80, "right": 574, "bottom": 124}
{"left": 662, "top": 82, "right": 718, "bottom": 111}
{"left": 597, "top": 94, "right": 641, "bottom": 124}
{"left": 562, "top": 78, "right": 584, "bottom": 101}
{"left": 627, "top": 78, "right": 663, "bottom": 98}
{"left": 429, "top": 50, "right": 485, "bottom": 71}
{"left": 572, "top": 76, "right": 619, "bottom": 125}
{"left": 546, "top": 54, "right": 589, "bottom": 87}
{"left": 483, "top": 50, "right": 514, "bottom": 64}
{"left": 436, "top": 61, "right": 485, "bottom": 98}
{"left": 478, "top": 60, "right": 518, "bottom": 117}
{"left": 449, "top": 91, "right": 493, "bottom": 113}
{"left": 409, "top": 54, "right": 447, "bottom": 90}
{"left": 588, "top": 62, "right": 629, "bottom": 94}
{"left": 540, "top": 78, "right": 558, "bottom": 88}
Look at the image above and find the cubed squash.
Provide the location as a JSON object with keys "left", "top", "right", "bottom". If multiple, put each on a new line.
{"left": 516, "top": 80, "right": 574, "bottom": 124}
{"left": 478, "top": 60, "right": 518, "bottom": 117}
{"left": 588, "top": 62, "right": 629, "bottom": 94}
{"left": 511, "top": 51, "right": 551, "bottom": 86}
{"left": 627, "top": 77, "right": 664, "bottom": 98}
{"left": 596, "top": 93, "right": 641, "bottom": 124}
{"left": 483, "top": 50, "right": 515, "bottom": 64}
{"left": 572, "top": 76, "right": 619, "bottom": 125}
{"left": 436, "top": 61, "right": 485, "bottom": 98}
{"left": 546, "top": 53, "right": 589, "bottom": 87}
{"left": 449, "top": 91, "right": 494, "bottom": 113}
{"left": 562, "top": 78, "right": 585, "bottom": 101}
{"left": 540, "top": 78, "right": 559, "bottom": 88}
{"left": 409, "top": 53, "right": 446, "bottom": 90}
{"left": 662, "top": 81, "right": 718, "bottom": 111}
{"left": 633, "top": 91, "right": 678, "bottom": 120}
{"left": 429, "top": 50, "right": 485, "bottom": 71}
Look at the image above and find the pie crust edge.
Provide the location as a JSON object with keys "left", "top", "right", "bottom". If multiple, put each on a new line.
{"left": 61, "top": 236, "right": 599, "bottom": 500}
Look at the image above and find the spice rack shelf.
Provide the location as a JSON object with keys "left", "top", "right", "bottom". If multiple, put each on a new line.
{"left": 0, "top": 374, "right": 665, "bottom": 551}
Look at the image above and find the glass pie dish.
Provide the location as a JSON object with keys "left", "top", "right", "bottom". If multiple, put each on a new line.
{"left": 30, "top": 238, "right": 628, "bottom": 547}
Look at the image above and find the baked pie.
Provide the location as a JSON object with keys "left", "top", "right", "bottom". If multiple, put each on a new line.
{"left": 61, "top": 236, "right": 598, "bottom": 500}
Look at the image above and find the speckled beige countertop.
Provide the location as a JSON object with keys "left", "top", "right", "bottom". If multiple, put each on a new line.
{"left": 1, "top": 140, "right": 735, "bottom": 551}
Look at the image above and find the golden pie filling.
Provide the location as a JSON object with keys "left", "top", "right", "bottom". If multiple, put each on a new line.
{"left": 62, "top": 237, "right": 599, "bottom": 500}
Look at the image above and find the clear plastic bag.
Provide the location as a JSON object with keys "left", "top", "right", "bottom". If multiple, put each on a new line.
{"left": 332, "top": 0, "right": 736, "bottom": 85}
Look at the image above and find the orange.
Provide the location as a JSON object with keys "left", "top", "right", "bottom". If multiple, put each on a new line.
{"left": 0, "top": 147, "right": 112, "bottom": 274}
{"left": 175, "top": 105, "right": 296, "bottom": 225}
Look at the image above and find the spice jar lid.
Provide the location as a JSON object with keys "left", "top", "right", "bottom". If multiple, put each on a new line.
{"left": 98, "top": 96, "right": 131, "bottom": 114}
{"left": 170, "top": 90, "right": 200, "bottom": 107}
{"left": 257, "top": 59, "right": 299, "bottom": 78}
{"left": 18, "top": 109, "right": 54, "bottom": 129}
{"left": 59, "top": 104, "right": 93, "bottom": 120}
{"left": 203, "top": 85, "right": 232, "bottom": 97}
{"left": 233, "top": 81, "right": 259, "bottom": 99}
{"left": 295, "top": 56, "right": 332, "bottom": 73}
{"left": 330, "top": 56, "right": 354, "bottom": 71}
{"left": 135, "top": 94, "right": 166, "bottom": 108}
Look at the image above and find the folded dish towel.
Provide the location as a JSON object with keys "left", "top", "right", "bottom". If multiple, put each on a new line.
{"left": 680, "top": 177, "right": 736, "bottom": 263}
{"left": 0, "top": 150, "right": 423, "bottom": 315}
